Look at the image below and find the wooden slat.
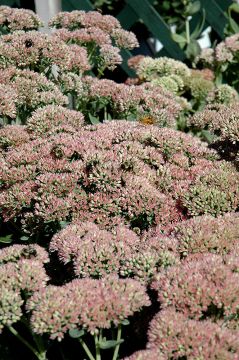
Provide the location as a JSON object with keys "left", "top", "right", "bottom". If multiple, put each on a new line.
{"left": 117, "top": 0, "right": 155, "bottom": 30}
{"left": 126, "top": 0, "right": 186, "bottom": 60}
{"left": 214, "top": 0, "right": 232, "bottom": 11}
{"left": 200, "top": 0, "right": 229, "bottom": 38}
{"left": 117, "top": 4, "right": 138, "bottom": 30}
{"left": 120, "top": 49, "right": 135, "bottom": 77}
{"left": 62, "top": 0, "right": 94, "bottom": 12}
{"left": 0, "top": 0, "right": 17, "bottom": 5}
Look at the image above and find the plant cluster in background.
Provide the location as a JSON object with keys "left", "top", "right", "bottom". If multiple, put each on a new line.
{"left": 0, "top": 5, "right": 239, "bottom": 360}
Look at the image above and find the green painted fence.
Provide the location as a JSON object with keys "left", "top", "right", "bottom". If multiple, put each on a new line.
{"left": 61, "top": 0, "right": 234, "bottom": 75}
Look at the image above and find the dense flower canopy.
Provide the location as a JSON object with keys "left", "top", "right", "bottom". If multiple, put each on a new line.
{"left": 0, "top": 5, "right": 239, "bottom": 360}
{"left": 1, "top": 119, "right": 238, "bottom": 237}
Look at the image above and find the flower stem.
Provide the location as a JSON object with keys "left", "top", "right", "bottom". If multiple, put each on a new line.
{"left": 7, "top": 325, "right": 46, "bottom": 360}
{"left": 185, "top": 18, "right": 190, "bottom": 45}
{"left": 94, "top": 334, "right": 101, "bottom": 360}
{"left": 112, "top": 324, "right": 122, "bottom": 360}
{"left": 78, "top": 337, "right": 95, "bottom": 360}
{"left": 21, "top": 316, "right": 46, "bottom": 357}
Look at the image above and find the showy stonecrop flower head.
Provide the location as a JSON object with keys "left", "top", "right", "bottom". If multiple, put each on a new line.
{"left": 207, "top": 84, "right": 239, "bottom": 105}
{"left": 136, "top": 57, "right": 191, "bottom": 82}
{"left": 27, "top": 277, "right": 150, "bottom": 340}
{"left": 151, "top": 253, "right": 239, "bottom": 322}
{"left": 80, "top": 76, "right": 182, "bottom": 124}
{"left": 0, "top": 31, "right": 90, "bottom": 75}
{"left": 0, "top": 121, "right": 237, "bottom": 236}
{"left": 124, "top": 349, "right": 166, "bottom": 360}
{"left": 0, "top": 83, "right": 18, "bottom": 119}
{"left": 190, "top": 103, "right": 239, "bottom": 166}
{"left": 0, "top": 67, "right": 68, "bottom": 123}
{"left": 0, "top": 286, "right": 23, "bottom": 332}
{"left": 195, "top": 34, "right": 239, "bottom": 90}
{"left": 0, "top": 259, "right": 49, "bottom": 293}
{"left": 181, "top": 162, "right": 239, "bottom": 217}
{"left": 184, "top": 70, "right": 214, "bottom": 102}
{"left": 0, "top": 124, "right": 30, "bottom": 151}
{"left": 26, "top": 105, "right": 84, "bottom": 136}
{"left": 150, "top": 74, "right": 184, "bottom": 95}
{"left": 50, "top": 221, "right": 179, "bottom": 281}
{"left": 147, "top": 309, "right": 239, "bottom": 359}
{"left": 0, "top": 254, "right": 49, "bottom": 331}
{"left": 0, "top": 6, "right": 43, "bottom": 33}
{"left": 0, "top": 244, "right": 49, "bottom": 265}
{"left": 49, "top": 10, "right": 138, "bottom": 73}
{"left": 172, "top": 212, "right": 239, "bottom": 257}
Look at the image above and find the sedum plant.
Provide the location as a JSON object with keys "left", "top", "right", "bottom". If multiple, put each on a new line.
{"left": 190, "top": 102, "right": 239, "bottom": 168}
{"left": 0, "top": 5, "right": 239, "bottom": 360}
{"left": 195, "top": 33, "right": 239, "bottom": 91}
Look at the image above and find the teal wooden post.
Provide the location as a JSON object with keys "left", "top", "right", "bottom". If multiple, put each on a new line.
{"left": 200, "top": 0, "right": 230, "bottom": 38}
{"left": 62, "top": 0, "right": 93, "bottom": 11}
{"left": 0, "top": 0, "right": 19, "bottom": 5}
{"left": 214, "top": 0, "right": 233, "bottom": 11}
{"left": 117, "top": 4, "right": 138, "bottom": 30}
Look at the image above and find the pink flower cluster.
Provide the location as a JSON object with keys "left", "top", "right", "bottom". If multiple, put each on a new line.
{"left": 80, "top": 76, "right": 183, "bottom": 125}
{"left": 27, "top": 277, "right": 150, "bottom": 340}
{"left": 0, "top": 67, "right": 68, "bottom": 122}
{"left": 26, "top": 105, "right": 84, "bottom": 136}
{"left": 125, "top": 349, "right": 166, "bottom": 360}
{"left": 0, "top": 244, "right": 49, "bottom": 332}
{"left": 147, "top": 309, "right": 239, "bottom": 359}
{"left": 1, "top": 121, "right": 236, "bottom": 234}
{"left": 0, "top": 6, "right": 43, "bottom": 32}
{"left": 49, "top": 10, "right": 138, "bottom": 71}
{"left": 0, "top": 244, "right": 49, "bottom": 265}
{"left": 0, "top": 31, "right": 90, "bottom": 74}
{"left": 190, "top": 103, "right": 239, "bottom": 167}
{"left": 152, "top": 253, "right": 239, "bottom": 320}
{"left": 50, "top": 222, "right": 178, "bottom": 281}
{"left": 0, "top": 124, "right": 30, "bottom": 152}
{"left": 196, "top": 34, "right": 239, "bottom": 68}
{"left": 172, "top": 212, "right": 239, "bottom": 256}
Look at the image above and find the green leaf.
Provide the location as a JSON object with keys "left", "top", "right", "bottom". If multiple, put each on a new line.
{"left": 228, "top": 17, "right": 239, "bottom": 34}
{"left": 89, "top": 113, "right": 100, "bottom": 124}
{"left": 221, "top": 63, "right": 229, "bottom": 72}
{"left": 201, "top": 130, "right": 214, "bottom": 143}
{"left": 228, "top": 3, "right": 239, "bottom": 14}
{"left": 186, "top": 1, "right": 201, "bottom": 16}
{"left": 69, "top": 329, "right": 85, "bottom": 338}
{"left": 59, "top": 221, "right": 69, "bottom": 229}
{"left": 185, "top": 40, "right": 201, "bottom": 59}
{"left": 121, "top": 319, "right": 130, "bottom": 326}
{"left": 20, "top": 236, "right": 30, "bottom": 241}
{"left": 171, "top": 32, "right": 187, "bottom": 46}
{"left": 191, "top": 9, "right": 206, "bottom": 40}
{"left": 0, "top": 234, "right": 13, "bottom": 244}
{"left": 99, "top": 339, "right": 124, "bottom": 350}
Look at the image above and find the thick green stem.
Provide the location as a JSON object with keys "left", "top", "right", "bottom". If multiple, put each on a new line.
{"left": 185, "top": 18, "right": 190, "bottom": 45}
{"left": 21, "top": 316, "right": 46, "bottom": 357}
{"left": 94, "top": 334, "right": 101, "bottom": 360}
{"left": 112, "top": 325, "right": 122, "bottom": 360}
{"left": 78, "top": 338, "right": 95, "bottom": 360}
{"left": 7, "top": 325, "right": 46, "bottom": 360}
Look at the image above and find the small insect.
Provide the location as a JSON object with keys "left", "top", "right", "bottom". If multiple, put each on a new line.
{"left": 21, "top": 245, "right": 37, "bottom": 259}
{"left": 139, "top": 115, "right": 156, "bottom": 125}
{"left": 96, "top": 7, "right": 103, "bottom": 13}
{"left": 25, "top": 39, "right": 33, "bottom": 48}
